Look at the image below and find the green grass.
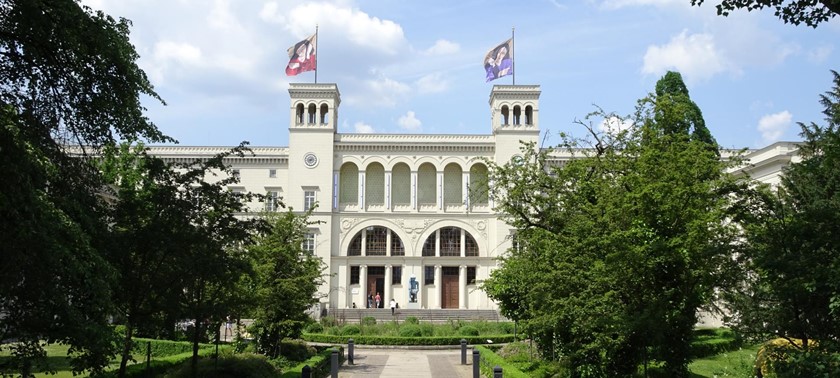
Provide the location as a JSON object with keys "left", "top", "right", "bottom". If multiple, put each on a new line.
{"left": 0, "top": 343, "right": 77, "bottom": 378}
{"left": 688, "top": 344, "right": 759, "bottom": 378}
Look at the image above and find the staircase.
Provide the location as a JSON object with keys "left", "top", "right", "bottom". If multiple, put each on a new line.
{"left": 328, "top": 308, "right": 507, "bottom": 323}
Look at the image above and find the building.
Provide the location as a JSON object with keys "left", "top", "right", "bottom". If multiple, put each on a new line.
{"left": 145, "top": 83, "right": 800, "bottom": 313}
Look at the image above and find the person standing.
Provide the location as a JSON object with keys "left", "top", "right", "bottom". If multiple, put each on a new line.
{"left": 375, "top": 292, "right": 381, "bottom": 309}
{"left": 390, "top": 299, "right": 396, "bottom": 315}
{"left": 367, "top": 293, "right": 373, "bottom": 309}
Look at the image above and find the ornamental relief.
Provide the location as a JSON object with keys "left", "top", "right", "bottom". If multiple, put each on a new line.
{"left": 393, "top": 218, "right": 434, "bottom": 243}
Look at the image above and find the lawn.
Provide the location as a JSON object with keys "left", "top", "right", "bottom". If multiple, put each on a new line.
{"left": 688, "top": 344, "right": 759, "bottom": 378}
{"left": 0, "top": 343, "right": 77, "bottom": 378}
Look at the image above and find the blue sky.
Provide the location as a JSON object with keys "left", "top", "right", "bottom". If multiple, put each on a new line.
{"left": 83, "top": 0, "right": 839, "bottom": 149}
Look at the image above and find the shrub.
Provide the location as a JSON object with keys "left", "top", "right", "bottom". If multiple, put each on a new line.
{"left": 398, "top": 325, "right": 423, "bottom": 337}
{"left": 304, "top": 323, "right": 323, "bottom": 333}
{"left": 320, "top": 316, "right": 338, "bottom": 328}
{"left": 301, "top": 333, "right": 514, "bottom": 345}
{"left": 361, "top": 316, "right": 377, "bottom": 326}
{"left": 404, "top": 316, "right": 419, "bottom": 325}
{"left": 279, "top": 340, "right": 316, "bottom": 362}
{"left": 459, "top": 326, "right": 479, "bottom": 337}
{"left": 474, "top": 345, "right": 530, "bottom": 378}
{"left": 166, "top": 353, "right": 279, "bottom": 378}
{"left": 420, "top": 323, "right": 434, "bottom": 337}
{"left": 340, "top": 325, "right": 361, "bottom": 336}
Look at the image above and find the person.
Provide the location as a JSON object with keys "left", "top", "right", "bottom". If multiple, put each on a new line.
{"left": 374, "top": 292, "right": 381, "bottom": 309}
{"left": 367, "top": 293, "right": 373, "bottom": 309}
{"left": 485, "top": 43, "right": 513, "bottom": 82}
{"left": 224, "top": 316, "right": 233, "bottom": 341}
{"left": 285, "top": 39, "right": 316, "bottom": 76}
{"left": 352, "top": 302, "right": 357, "bottom": 309}
{"left": 390, "top": 299, "right": 396, "bottom": 315}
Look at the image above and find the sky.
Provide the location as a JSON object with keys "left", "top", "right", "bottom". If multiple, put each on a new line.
{"left": 82, "top": 0, "right": 839, "bottom": 149}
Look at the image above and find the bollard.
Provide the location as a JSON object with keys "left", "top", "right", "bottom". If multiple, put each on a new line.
{"left": 331, "top": 348, "right": 338, "bottom": 378}
{"left": 460, "top": 339, "right": 467, "bottom": 365}
{"left": 493, "top": 365, "right": 503, "bottom": 378}
{"left": 348, "top": 339, "right": 354, "bottom": 365}
{"left": 301, "top": 365, "right": 311, "bottom": 378}
{"left": 472, "top": 349, "right": 480, "bottom": 378}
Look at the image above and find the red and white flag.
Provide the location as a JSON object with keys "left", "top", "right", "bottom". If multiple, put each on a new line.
{"left": 286, "top": 33, "right": 317, "bottom": 76}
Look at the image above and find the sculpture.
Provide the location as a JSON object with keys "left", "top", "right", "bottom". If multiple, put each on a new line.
{"left": 409, "top": 275, "right": 419, "bottom": 303}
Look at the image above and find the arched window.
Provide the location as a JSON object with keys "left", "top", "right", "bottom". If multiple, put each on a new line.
{"left": 465, "top": 233, "right": 479, "bottom": 256}
{"left": 525, "top": 105, "right": 533, "bottom": 125}
{"left": 443, "top": 163, "right": 462, "bottom": 205}
{"left": 513, "top": 105, "right": 521, "bottom": 125}
{"left": 348, "top": 234, "right": 362, "bottom": 256}
{"left": 501, "top": 105, "right": 509, "bottom": 126}
{"left": 421, "top": 227, "right": 480, "bottom": 257}
{"left": 320, "top": 104, "right": 329, "bottom": 124}
{"left": 417, "top": 163, "right": 437, "bottom": 206}
{"left": 422, "top": 235, "right": 435, "bottom": 256}
{"left": 296, "top": 103, "right": 305, "bottom": 124}
{"left": 346, "top": 226, "right": 404, "bottom": 257}
{"left": 391, "top": 163, "right": 411, "bottom": 206}
{"left": 365, "top": 163, "right": 385, "bottom": 206}
{"left": 307, "top": 104, "right": 317, "bottom": 124}
{"left": 439, "top": 227, "right": 460, "bottom": 256}
{"left": 339, "top": 163, "right": 358, "bottom": 206}
{"left": 469, "top": 164, "right": 489, "bottom": 206}
{"left": 365, "top": 226, "right": 387, "bottom": 256}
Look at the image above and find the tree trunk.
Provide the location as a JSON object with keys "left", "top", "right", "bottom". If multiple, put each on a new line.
{"left": 191, "top": 317, "right": 201, "bottom": 378}
{"left": 118, "top": 324, "right": 134, "bottom": 378}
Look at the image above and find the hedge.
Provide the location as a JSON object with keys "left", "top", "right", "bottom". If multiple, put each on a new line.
{"left": 281, "top": 346, "right": 345, "bottom": 378}
{"left": 302, "top": 333, "right": 514, "bottom": 345}
{"left": 102, "top": 340, "right": 227, "bottom": 377}
{"left": 129, "top": 337, "right": 216, "bottom": 358}
{"left": 474, "top": 345, "right": 530, "bottom": 378}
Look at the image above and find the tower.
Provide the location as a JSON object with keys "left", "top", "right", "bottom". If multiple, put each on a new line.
{"left": 489, "top": 85, "right": 541, "bottom": 163}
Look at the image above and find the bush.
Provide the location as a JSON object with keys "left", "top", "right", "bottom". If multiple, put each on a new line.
{"left": 420, "top": 323, "right": 434, "bottom": 337}
{"left": 399, "top": 325, "right": 422, "bottom": 337}
{"left": 130, "top": 338, "right": 214, "bottom": 358}
{"left": 340, "top": 325, "right": 361, "bottom": 336}
{"left": 459, "top": 326, "right": 479, "bottom": 337}
{"left": 361, "top": 316, "right": 377, "bottom": 326}
{"left": 474, "top": 345, "right": 530, "bottom": 378}
{"left": 304, "top": 323, "right": 323, "bottom": 334}
{"left": 302, "top": 333, "right": 514, "bottom": 345}
{"left": 279, "top": 340, "right": 316, "bottom": 362}
{"left": 166, "top": 353, "right": 279, "bottom": 378}
{"left": 281, "top": 346, "right": 344, "bottom": 378}
{"left": 404, "top": 316, "right": 419, "bottom": 325}
{"left": 320, "top": 316, "right": 338, "bottom": 328}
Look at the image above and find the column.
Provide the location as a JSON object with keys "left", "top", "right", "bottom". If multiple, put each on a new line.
{"left": 417, "top": 267, "right": 424, "bottom": 307}
{"left": 459, "top": 265, "right": 467, "bottom": 309}
{"left": 435, "top": 229, "right": 440, "bottom": 257}
{"left": 360, "top": 265, "right": 368, "bottom": 309}
{"left": 361, "top": 229, "right": 367, "bottom": 256}
{"left": 463, "top": 171, "right": 470, "bottom": 208}
{"left": 411, "top": 171, "right": 417, "bottom": 210}
{"left": 460, "top": 228, "right": 466, "bottom": 257}
{"left": 385, "top": 171, "right": 392, "bottom": 210}
{"left": 384, "top": 264, "right": 392, "bottom": 307}
{"left": 434, "top": 265, "right": 442, "bottom": 309}
{"left": 437, "top": 171, "right": 443, "bottom": 210}
{"left": 333, "top": 171, "right": 339, "bottom": 210}
{"left": 358, "top": 171, "right": 365, "bottom": 209}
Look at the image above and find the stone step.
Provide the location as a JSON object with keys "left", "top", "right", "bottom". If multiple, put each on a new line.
{"left": 328, "top": 309, "right": 507, "bottom": 323}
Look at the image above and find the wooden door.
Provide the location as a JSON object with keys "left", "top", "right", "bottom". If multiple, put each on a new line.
{"left": 442, "top": 276, "right": 459, "bottom": 309}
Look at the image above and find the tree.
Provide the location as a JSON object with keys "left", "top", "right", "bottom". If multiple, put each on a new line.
{"left": 725, "top": 71, "right": 840, "bottom": 375}
{"left": 248, "top": 210, "right": 325, "bottom": 359}
{"left": 0, "top": 0, "right": 168, "bottom": 374}
{"left": 690, "top": 0, "right": 840, "bottom": 27}
{"left": 483, "top": 72, "right": 744, "bottom": 377}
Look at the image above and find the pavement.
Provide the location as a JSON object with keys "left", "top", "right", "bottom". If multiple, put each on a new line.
{"left": 339, "top": 348, "right": 475, "bottom": 378}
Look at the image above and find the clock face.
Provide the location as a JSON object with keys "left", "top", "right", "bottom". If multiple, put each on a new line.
{"left": 303, "top": 153, "right": 318, "bottom": 168}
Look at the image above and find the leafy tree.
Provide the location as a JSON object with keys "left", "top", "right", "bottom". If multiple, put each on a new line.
{"left": 484, "top": 72, "right": 744, "bottom": 377}
{"left": 725, "top": 71, "right": 840, "bottom": 372}
{"left": 690, "top": 0, "right": 840, "bottom": 27}
{"left": 249, "top": 210, "right": 326, "bottom": 358}
{"left": 0, "top": 0, "right": 168, "bottom": 375}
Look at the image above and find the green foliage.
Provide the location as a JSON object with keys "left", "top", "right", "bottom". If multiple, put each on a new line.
{"left": 249, "top": 211, "right": 326, "bottom": 359}
{"left": 129, "top": 338, "right": 214, "bottom": 359}
{"left": 474, "top": 345, "right": 531, "bottom": 378}
{"left": 304, "top": 323, "right": 324, "bottom": 334}
{"left": 302, "top": 333, "right": 514, "bottom": 345}
{"left": 280, "top": 347, "right": 343, "bottom": 378}
{"left": 690, "top": 0, "right": 840, "bottom": 27}
{"left": 339, "top": 325, "right": 361, "bottom": 336}
{"left": 166, "top": 353, "right": 279, "bottom": 378}
{"left": 404, "top": 316, "right": 419, "bottom": 325}
{"left": 458, "top": 326, "right": 480, "bottom": 337}
{"left": 483, "top": 71, "right": 745, "bottom": 377}
{"left": 278, "top": 340, "right": 315, "bottom": 362}
{"left": 320, "top": 316, "right": 338, "bottom": 328}
{"left": 399, "top": 325, "right": 422, "bottom": 338}
{"left": 361, "top": 317, "right": 377, "bottom": 326}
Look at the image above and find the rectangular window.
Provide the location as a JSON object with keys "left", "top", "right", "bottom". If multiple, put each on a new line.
{"left": 302, "top": 232, "right": 315, "bottom": 253}
{"left": 467, "top": 267, "right": 477, "bottom": 285}
{"left": 265, "top": 191, "right": 279, "bottom": 212}
{"left": 424, "top": 266, "right": 435, "bottom": 285}
{"left": 350, "top": 266, "right": 360, "bottom": 285}
{"left": 392, "top": 266, "right": 402, "bottom": 285}
{"left": 269, "top": 169, "right": 277, "bottom": 178}
{"left": 304, "top": 190, "right": 316, "bottom": 211}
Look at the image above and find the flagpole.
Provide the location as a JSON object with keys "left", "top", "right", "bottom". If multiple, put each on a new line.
{"left": 511, "top": 26, "right": 515, "bottom": 85}
{"left": 314, "top": 24, "right": 319, "bottom": 84}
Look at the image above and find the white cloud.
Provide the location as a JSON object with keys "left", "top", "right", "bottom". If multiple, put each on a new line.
{"left": 808, "top": 45, "right": 833, "bottom": 63}
{"left": 350, "top": 76, "right": 411, "bottom": 107}
{"left": 258, "top": 1, "right": 285, "bottom": 24}
{"left": 424, "top": 39, "right": 460, "bottom": 55}
{"left": 354, "top": 122, "right": 375, "bottom": 133}
{"left": 154, "top": 41, "right": 203, "bottom": 66}
{"left": 757, "top": 111, "right": 792, "bottom": 143}
{"left": 398, "top": 111, "right": 422, "bottom": 132}
{"left": 598, "top": 116, "right": 634, "bottom": 134}
{"left": 415, "top": 73, "right": 449, "bottom": 94}
{"left": 601, "top": 0, "right": 679, "bottom": 9}
{"left": 642, "top": 30, "right": 731, "bottom": 83}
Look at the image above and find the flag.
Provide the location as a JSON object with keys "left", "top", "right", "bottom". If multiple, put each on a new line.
{"left": 483, "top": 38, "right": 513, "bottom": 82}
{"left": 286, "top": 33, "right": 317, "bottom": 76}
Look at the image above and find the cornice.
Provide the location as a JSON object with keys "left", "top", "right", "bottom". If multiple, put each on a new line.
{"left": 334, "top": 133, "right": 496, "bottom": 153}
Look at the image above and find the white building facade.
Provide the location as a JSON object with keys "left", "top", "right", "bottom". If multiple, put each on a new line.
{"left": 146, "top": 83, "right": 800, "bottom": 313}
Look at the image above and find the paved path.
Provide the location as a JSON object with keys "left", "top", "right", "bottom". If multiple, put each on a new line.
{"left": 339, "top": 349, "right": 474, "bottom": 378}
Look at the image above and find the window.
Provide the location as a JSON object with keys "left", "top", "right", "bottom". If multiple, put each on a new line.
{"left": 365, "top": 227, "right": 387, "bottom": 256}
{"left": 467, "top": 267, "right": 477, "bottom": 285}
{"left": 440, "top": 227, "right": 461, "bottom": 256}
{"left": 392, "top": 266, "right": 402, "bottom": 285}
{"left": 348, "top": 234, "right": 362, "bottom": 256}
{"left": 232, "top": 169, "right": 240, "bottom": 179}
{"left": 465, "top": 233, "right": 479, "bottom": 257}
{"left": 390, "top": 234, "right": 405, "bottom": 256}
{"left": 269, "top": 169, "right": 277, "bottom": 178}
{"left": 422, "top": 235, "right": 435, "bottom": 256}
{"left": 303, "top": 232, "right": 315, "bottom": 253}
{"left": 424, "top": 266, "right": 435, "bottom": 285}
{"left": 304, "top": 190, "right": 316, "bottom": 211}
{"left": 350, "top": 266, "right": 360, "bottom": 285}
{"left": 265, "top": 191, "right": 280, "bottom": 212}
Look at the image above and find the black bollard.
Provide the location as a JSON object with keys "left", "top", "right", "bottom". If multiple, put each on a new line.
{"left": 493, "top": 365, "right": 503, "bottom": 378}
{"left": 472, "top": 349, "right": 480, "bottom": 378}
{"left": 460, "top": 339, "right": 467, "bottom": 365}
{"left": 348, "top": 339, "right": 354, "bottom": 365}
{"left": 301, "top": 365, "right": 311, "bottom": 378}
{"left": 331, "top": 348, "right": 338, "bottom": 378}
